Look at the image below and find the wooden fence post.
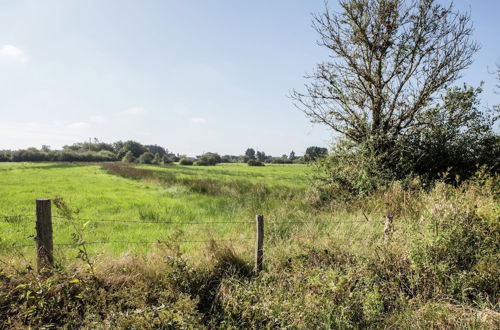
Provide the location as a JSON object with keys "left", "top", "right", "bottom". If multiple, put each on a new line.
{"left": 36, "top": 198, "right": 53, "bottom": 272}
{"left": 255, "top": 214, "right": 264, "bottom": 273}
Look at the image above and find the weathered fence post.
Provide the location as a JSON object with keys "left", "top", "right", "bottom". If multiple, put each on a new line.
{"left": 36, "top": 198, "right": 53, "bottom": 272}
{"left": 255, "top": 214, "right": 264, "bottom": 273}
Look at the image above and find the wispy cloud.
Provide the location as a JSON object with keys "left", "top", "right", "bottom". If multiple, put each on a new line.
{"left": 0, "top": 45, "right": 29, "bottom": 63}
{"left": 67, "top": 122, "right": 90, "bottom": 129}
{"left": 124, "top": 107, "right": 147, "bottom": 115}
{"left": 191, "top": 117, "right": 207, "bottom": 124}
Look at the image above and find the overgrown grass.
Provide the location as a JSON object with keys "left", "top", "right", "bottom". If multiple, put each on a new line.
{"left": 0, "top": 162, "right": 498, "bottom": 328}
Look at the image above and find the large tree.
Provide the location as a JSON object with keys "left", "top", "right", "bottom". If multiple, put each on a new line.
{"left": 292, "top": 0, "right": 478, "bottom": 148}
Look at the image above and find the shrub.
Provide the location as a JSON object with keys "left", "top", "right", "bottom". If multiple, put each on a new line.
{"left": 196, "top": 152, "right": 221, "bottom": 166}
{"left": 179, "top": 158, "right": 193, "bottom": 165}
{"left": 161, "top": 155, "right": 173, "bottom": 165}
{"left": 56, "top": 151, "right": 116, "bottom": 162}
{"left": 390, "top": 85, "right": 500, "bottom": 183}
{"left": 309, "top": 139, "right": 394, "bottom": 202}
{"left": 247, "top": 159, "right": 264, "bottom": 166}
{"left": 117, "top": 140, "right": 148, "bottom": 159}
{"left": 138, "top": 152, "right": 154, "bottom": 164}
{"left": 152, "top": 153, "right": 162, "bottom": 165}
{"left": 0, "top": 152, "right": 11, "bottom": 162}
{"left": 10, "top": 149, "right": 49, "bottom": 162}
{"left": 304, "top": 146, "right": 328, "bottom": 162}
{"left": 122, "top": 151, "right": 135, "bottom": 163}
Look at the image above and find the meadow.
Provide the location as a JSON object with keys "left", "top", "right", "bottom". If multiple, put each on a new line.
{"left": 0, "top": 162, "right": 301, "bottom": 256}
{"left": 0, "top": 162, "right": 498, "bottom": 328}
{"left": 1, "top": 162, "right": 379, "bottom": 260}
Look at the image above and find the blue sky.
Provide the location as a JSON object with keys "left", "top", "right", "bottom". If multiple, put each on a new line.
{"left": 1, "top": 0, "right": 498, "bottom": 156}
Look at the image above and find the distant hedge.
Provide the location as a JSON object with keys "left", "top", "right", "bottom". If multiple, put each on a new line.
{"left": 0, "top": 150, "right": 117, "bottom": 162}
{"left": 247, "top": 159, "right": 264, "bottom": 166}
{"left": 179, "top": 158, "right": 194, "bottom": 165}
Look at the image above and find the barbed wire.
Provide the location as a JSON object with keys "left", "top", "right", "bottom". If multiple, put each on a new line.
{"left": 52, "top": 217, "right": 253, "bottom": 225}
{"left": 0, "top": 213, "right": 376, "bottom": 225}
{"left": 1, "top": 237, "right": 254, "bottom": 251}
{"left": 291, "top": 235, "right": 375, "bottom": 242}
{"left": 52, "top": 216, "right": 372, "bottom": 225}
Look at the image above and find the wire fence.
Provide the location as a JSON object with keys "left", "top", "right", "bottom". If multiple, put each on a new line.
{"left": 0, "top": 195, "right": 392, "bottom": 272}
{"left": 2, "top": 215, "right": 376, "bottom": 243}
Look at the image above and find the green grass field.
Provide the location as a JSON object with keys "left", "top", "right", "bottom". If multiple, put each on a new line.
{"left": 0, "top": 162, "right": 383, "bottom": 260}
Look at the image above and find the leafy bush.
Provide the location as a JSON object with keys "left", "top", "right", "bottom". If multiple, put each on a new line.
{"left": 145, "top": 144, "right": 167, "bottom": 157}
{"left": 179, "top": 158, "right": 193, "bottom": 165}
{"left": 138, "top": 152, "right": 154, "bottom": 164}
{"left": 309, "top": 139, "right": 394, "bottom": 203}
{"left": 304, "top": 146, "right": 328, "bottom": 162}
{"left": 63, "top": 140, "right": 114, "bottom": 153}
{"left": 151, "top": 153, "right": 162, "bottom": 165}
{"left": 394, "top": 85, "right": 499, "bottom": 182}
{"left": 0, "top": 152, "right": 11, "bottom": 162}
{"left": 196, "top": 152, "right": 222, "bottom": 166}
{"left": 56, "top": 150, "right": 117, "bottom": 162}
{"left": 161, "top": 155, "right": 173, "bottom": 165}
{"left": 121, "top": 150, "right": 135, "bottom": 163}
{"left": 10, "top": 148, "right": 50, "bottom": 162}
{"left": 116, "top": 140, "right": 148, "bottom": 159}
{"left": 247, "top": 159, "right": 264, "bottom": 166}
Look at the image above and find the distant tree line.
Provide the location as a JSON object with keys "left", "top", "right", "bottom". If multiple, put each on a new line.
{"left": 0, "top": 139, "right": 327, "bottom": 166}
{"left": 0, "top": 139, "right": 180, "bottom": 164}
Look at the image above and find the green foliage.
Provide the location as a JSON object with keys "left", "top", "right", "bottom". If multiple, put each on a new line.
{"left": 63, "top": 139, "right": 114, "bottom": 153}
{"left": 247, "top": 159, "right": 264, "bottom": 166}
{"left": 117, "top": 140, "right": 148, "bottom": 159}
{"left": 398, "top": 85, "right": 499, "bottom": 181}
{"left": 256, "top": 151, "right": 266, "bottom": 162}
{"left": 0, "top": 255, "right": 205, "bottom": 328}
{"left": 145, "top": 144, "right": 167, "bottom": 157}
{"left": 0, "top": 152, "right": 10, "bottom": 162}
{"left": 121, "top": 150, "right": 135, "bottom": 163}
{"left": 312, "top": 85, "right": 499, "bottom": 202}
{"left": 304, "top": 146, "right": 328, "bottom": 162}
{"left": 137, "top": 152, "right": 154, "bottom": 164}
{"left": 0, "top": 162, "right": 498, "bottom": 328}
{"left": 161, "top": 155, "right": 173, "bottom": 165}
{"left": 310, "top": 139, "right": 393, "bottom": 203}
{"left": 244, "top": 148, "right": 256, "bottom": 162}
{"left": 409, "top": 184, "right": 500, "bottom": 302}
{"left": 196, "top": 152, "right": 222, "bottom": 166}
{"left": 179, "top": 158, "right": 194, "bottom": 165}
{"left": 151, "top": 153, "right": 162, "bottom": 165}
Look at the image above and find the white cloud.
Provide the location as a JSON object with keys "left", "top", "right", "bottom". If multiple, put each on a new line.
{"left": 191, "top": 117, "right": 207, "bottom": 124}
{"left": 67, "top": 122, "right": 90, "bottom": 129}
{"left": 90, "top": 115, "right": 106, "bottom": 124}
{"left": 0, "top": 45, "right": 29, "bottom": 63}
{"left": 124, "top": 107, "right": 147, "bottom": 115}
